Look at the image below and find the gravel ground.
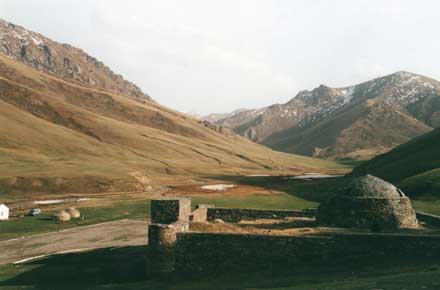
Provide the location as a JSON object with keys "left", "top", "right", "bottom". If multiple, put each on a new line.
{"left": 0, "top": 219, "right": 147, "bottom": 265}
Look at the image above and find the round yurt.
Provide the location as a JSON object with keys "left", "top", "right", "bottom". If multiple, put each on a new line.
{"left": 65, "top": 207, "right": 81, "bottom": 218}
{"left": 53, "top": 210, "right": 71, "bottom": 222}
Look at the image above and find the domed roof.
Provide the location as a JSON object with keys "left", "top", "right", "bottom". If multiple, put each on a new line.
{"left": 344, "top": 175, "right": 406, "bottom": 198}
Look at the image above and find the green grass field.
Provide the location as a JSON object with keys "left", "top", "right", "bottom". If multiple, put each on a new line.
{"left": 2, "top": 177, "right": 440, "bottom": 289}
{"left": 0, "top": 193, "right": 317, "bottom": 241}
{"left": 2, "top": 176, "right": 440, "bottom": 242}
{"left": 0, "top": 201, "right": 150, "bottom": 241}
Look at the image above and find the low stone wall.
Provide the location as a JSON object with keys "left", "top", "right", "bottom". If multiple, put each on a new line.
{"left": 206, "top": 208, "right": 316, "bottom": 223}
{"left": 417, "top": 211, "right": 440, "bottom": 227}
{"left": 175, "top": 232, "right": 440, "bottom": 274}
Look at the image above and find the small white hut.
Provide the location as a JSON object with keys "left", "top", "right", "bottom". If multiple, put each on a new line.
{"left": 0, "top": 204, "right": 9, "bottom": 220}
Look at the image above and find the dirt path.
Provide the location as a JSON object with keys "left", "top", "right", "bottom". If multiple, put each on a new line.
{"left": 0, "top": 219, "right": 147, "bottom": 265}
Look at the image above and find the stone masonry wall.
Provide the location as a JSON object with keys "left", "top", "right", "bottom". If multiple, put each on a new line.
{"left": 318, "top": 197, "right": 418, "bottom": 230}
{"left": 175, "top": 232, "right": 440, "bottom": 274}
{"left": 147, "top": 224, "right": 177, "bottom": 274}
{"left": 206, "top": 208, "right": 317, "bottom": 223}
{"left": 151, "top": 197, "right": 191, "bottom": 224}
{"left": 189, "top": 204, "right": 214, "bottom": 223}
{"left": 190, "top": 208, "right": 208, "bottom": 222}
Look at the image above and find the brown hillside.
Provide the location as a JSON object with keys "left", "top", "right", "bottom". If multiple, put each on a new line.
{"left": 0, "top": 55, "right": 343, "bottom": 194}
{"left": 214, "top": 72, "right": 440, "bottom": 160}
{"left": 266, "top": 99, "right": 431, "bottom": 160}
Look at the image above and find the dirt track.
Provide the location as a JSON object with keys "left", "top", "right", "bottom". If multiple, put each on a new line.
{"left": 0, "top": 219, "right": 147, "bottom": 265}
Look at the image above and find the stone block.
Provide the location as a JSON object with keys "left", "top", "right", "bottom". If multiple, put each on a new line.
{"left": 190, "top": 207, "right": 208, "bottom": 222}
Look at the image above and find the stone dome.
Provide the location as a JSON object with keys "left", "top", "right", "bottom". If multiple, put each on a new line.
{"left": 317, "top": 175, "right": 418, "bottom": 231}
{"left": 345, "top": 175, "right": 406, "bottom": 198}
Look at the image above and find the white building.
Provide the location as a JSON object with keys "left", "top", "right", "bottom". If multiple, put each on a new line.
{"left": 0, "top": 204, "right": 9, "bottom": 220}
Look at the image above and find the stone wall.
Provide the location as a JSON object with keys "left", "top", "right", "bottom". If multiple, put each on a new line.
{"left": 175, "top": 232, "right": 440, "bottom": 274}
{"left": 151, "top": 197, "right": 191, "bottom": 224}
{"left": 147, "top": 224, "right": 177, "bottom": 274}
{"left": 417, "top": 211, "right": 440, "bottom": 227}
{"left": 190, "top": 208, "right": 208, "bottom": 222}
{"left": 189, "top": 204, "right": 214, "bottom": 223}
{"left": 206, "top": 207, "right": 316, "bottom": 223}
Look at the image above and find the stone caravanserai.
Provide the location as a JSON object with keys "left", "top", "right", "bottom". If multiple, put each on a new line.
{"left": 146, "top": 175, "right": 440, "bottom": 275}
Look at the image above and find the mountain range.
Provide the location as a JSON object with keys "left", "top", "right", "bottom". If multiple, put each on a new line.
{"left": 0, "top": 19, "right": 342, "bottom": 194}
{"left": 208, "top": 72, "right": 440, "bottom": 160}
{"left": 0, "top": 19, "right": 151, "bottom": 103}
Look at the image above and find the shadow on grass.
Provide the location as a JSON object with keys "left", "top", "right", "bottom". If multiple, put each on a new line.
{"left": 36, "top": 217, "right": 53, "bottom": 221}
{"left": 1, "top": 246, "right": 148, "bottom": 289}
{"left": 2, "top": 245, "right": 440, "bottom": 290}
{"left": 205, "top": 175, "right": 351, "bottom": 203}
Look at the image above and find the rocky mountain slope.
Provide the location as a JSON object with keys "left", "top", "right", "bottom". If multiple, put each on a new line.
{"left": 213, "top": 72, "right": 440, "bottom": 160}
{"left": 202, "top": 108, "right": 248, "bottom": 123}
{"left": 0, "top": 21, "right": 343, "bottom": 195}
{"left": 0, "top": 18, "right": 151, "bottom": 102}
{"left": 353, "top": 127, "right": 440, "bottom": 197}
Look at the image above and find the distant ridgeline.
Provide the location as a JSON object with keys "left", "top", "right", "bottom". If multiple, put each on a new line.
{"left": 209, "top": 71, "right": 440, "bottom": 160}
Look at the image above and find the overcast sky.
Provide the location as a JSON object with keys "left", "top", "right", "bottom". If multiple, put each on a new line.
{"left": 1, "top": 0, "right": 440, "bottom": 115}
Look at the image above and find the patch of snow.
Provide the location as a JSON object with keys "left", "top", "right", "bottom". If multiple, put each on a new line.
{"left": 290, "top": 174, "right": 344, "bottom": 180}
{"left": 33, "top": 200, "right": 64, "bottom": 205}
{"left": 399, "top": 74, "right": 421, "bottom": 86}
{"left": 423, "top": 82, "right": 434, "bottom": 89}
{"left": 201, "top": 184, "right": 236, "bottom": 191}
{"left": 246, "top": 174, "right": 270, "bottom": 177}
{"left": 11, "top": 30, "right": 27, "bottom": 41}
{"left": 77, "top": 198, "right": 92, "bottom": 202}
{"left": 30, "top": 36, "right": 43, "bottom": 46}
{"left": 249, "top": 107, "right": 267, "bottom": 117}
{"left": 342, "top": 86, "right": 355, "bottom": 104}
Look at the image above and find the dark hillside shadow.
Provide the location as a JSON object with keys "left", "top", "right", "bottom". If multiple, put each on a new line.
{"left": 205, "top": 175, "right": 351, "bottom": 203}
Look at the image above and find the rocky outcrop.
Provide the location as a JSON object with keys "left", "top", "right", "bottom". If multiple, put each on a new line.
{"left": 198, "top": 120, "right": 234, "bottom": 137}
{"left": 0, "top": 18, "right": 152, "bottom": 102}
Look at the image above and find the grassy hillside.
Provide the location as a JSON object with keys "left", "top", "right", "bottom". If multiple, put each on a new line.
{"left": 266, "top": 99, "right": 431, "bottom": 160}
{"left": 353, "top": 127, "right": 440, "bottom": 196}
{"left": 0, "top": 55, "right": 345, "bottom": 195}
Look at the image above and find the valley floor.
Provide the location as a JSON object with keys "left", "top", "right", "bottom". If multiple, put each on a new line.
{"left": 1, "top": 176, "right": 440, "bottom": 289}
